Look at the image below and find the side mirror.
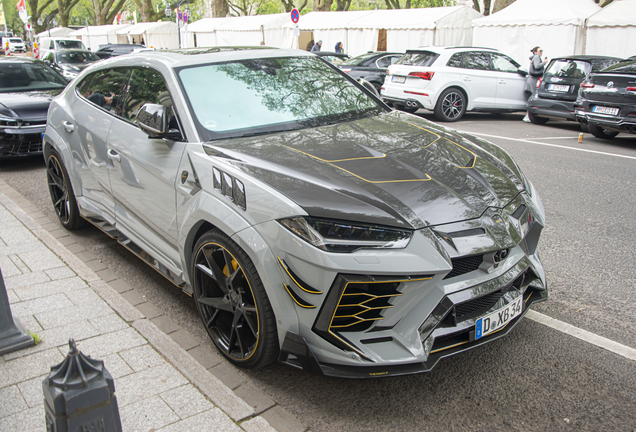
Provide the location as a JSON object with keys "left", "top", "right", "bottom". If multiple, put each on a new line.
{"left": 358, "top": 78, "right": 380, "bottom": 98}
{"left": 137, "top": 103, "right": 182, "bottom": 141}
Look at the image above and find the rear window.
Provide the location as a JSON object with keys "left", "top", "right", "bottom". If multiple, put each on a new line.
{"left": 589, "top": 58, "right": 622, "bottom": 72}
{"left": 544, "top": 60, "right": 590, "bottom": 79}
{"left": 396, "top": 51, "right": 439, "bottom": 67}
{"left": 341, "top": 53, "right": 377, "bottom": 67}
{"left": 602, "top": 59, "right": 636, "bottom": 74}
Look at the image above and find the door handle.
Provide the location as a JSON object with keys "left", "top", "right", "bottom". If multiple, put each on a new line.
{"left": 62, "top": 121, "right": 75, "bottom": 133}
{"left": 498, "top": 80, "right": 506, "bottom": 84}
{"left": 107, "top": 149, "right": 121, "bottom": 163}
{"left": 463, "top": 77, "right": 471, "bottom": 81}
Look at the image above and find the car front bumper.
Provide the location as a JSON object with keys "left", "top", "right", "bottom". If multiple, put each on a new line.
{"left": 0, "top": 126, "right": 45, "bottom": 159}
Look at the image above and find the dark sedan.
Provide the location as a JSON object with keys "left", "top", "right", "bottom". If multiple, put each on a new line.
{"left": 527, "top": 55, "right": 622, "bottom": 128}
{"left": 575, "top": 58, "right": 636, "bottom": 139}
{"left": 42, "top": 49, "right": 100, "bottom": 81}
{"left": 338, "top": 51, "right": 403, "bottom": 92}
{"left": 94, "top": 44, "right": 146, "bottom": 59}
{"left": 0, "top": 57, "right": 67, "bottom": 161}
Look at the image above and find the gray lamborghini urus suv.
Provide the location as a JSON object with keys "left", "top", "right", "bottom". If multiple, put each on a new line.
{"left": 44, "top": 47, "right": 547, "bottom": 378}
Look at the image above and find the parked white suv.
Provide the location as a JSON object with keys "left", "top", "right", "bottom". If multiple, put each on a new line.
{"left": 382, "top": 46, "right": 528, "bottom": 121}
{"left": 2, "top": 37, "right": 26, "bottom": 53}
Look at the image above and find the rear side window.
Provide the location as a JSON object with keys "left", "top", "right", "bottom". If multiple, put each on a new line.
{"left": 462, "top": 52, "right": 491, "bottom": 70}
{"left": 592, "top": 58, "right": 625, "bottom": 72}
{"left": 397, "top": 51, "right": 439, "bottom": 67}
{"left": 447, "top": 53, "right": 463, "bottom": 68}
{"left": 545, "top": 60, "right": 590, "bottom": 79}
{"left": 78, "top": 68, "right": 130, "bottom": 115}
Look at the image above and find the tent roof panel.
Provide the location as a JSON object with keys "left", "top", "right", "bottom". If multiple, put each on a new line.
{"left": 345, "top": 6, "right": 469, "bottom": 30}
{"left": 186, "top": 17, "right": 242, "bottom": 33}
{"left": 70, "top": 24, "right": 131, "bottom": 37}
{"left": 587, "top": 0, "right": 636, "bottom": 27}
{"left": 472, "top": 0, "right": 599, "bottom": 27}
{"left": 214, "top": 13, "right": 289, "bottom": 31}
{"left": 116, "top": 21, "right": 176, "bottom": 35}
{"left": 282, "top": 10, "right": 375, "bottom": 30}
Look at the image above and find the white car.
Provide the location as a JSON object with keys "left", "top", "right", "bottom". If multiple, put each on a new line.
{"left": 2, "top": 37, "right": 26, "bottom": 53}
{"left": 382, "top": 46, "right": 529, "bottom": 121}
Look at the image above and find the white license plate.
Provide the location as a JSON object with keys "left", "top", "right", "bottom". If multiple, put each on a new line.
{"left": 475, "top": 296, "right": 523, "bottom": 340}
{"left": 592, "top": 105, "right": 619, "bottom": 115}
{"left": 548, "top": 84, "right": 569, "bottom": 92}
{"left": 392, "top": 76, "right": 406, "bottom": 83}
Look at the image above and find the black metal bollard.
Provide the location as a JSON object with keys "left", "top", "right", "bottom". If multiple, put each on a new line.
{"left": 0, "top": 267, "right": 34, "bottom": 355}
{"left": 42, "top": 339, "right": 123, "bottom": 432}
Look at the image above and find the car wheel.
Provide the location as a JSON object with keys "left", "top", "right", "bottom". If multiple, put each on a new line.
{"left": 192, "top": 229, "right": 279, "bottom": 368}
{"left": 434, "top": 88, "right": 466, "bottom": 122}
{"left": 46, "top": 150, "right": 85, "bottom": 230}
{"left": 397, "top": 104, "right": 419, "bottom": 114}
{"left": 528, "top": 112, "right": 549, "bottom": 125}
{"left": 588, "top": 124, "right": 619, "bottom": 140}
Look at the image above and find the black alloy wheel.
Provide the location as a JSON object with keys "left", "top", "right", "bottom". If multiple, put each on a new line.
{"left": 588, "top": 123, "right": 619, "bottom": 140}
{"left": 192, "top": 230, "right": 278, "bottom": 368}
{"left": 435, "top": 88, "right": 466, "bottom": 122}
{"left": 46, "top": 151, "right": 85, "bottom": 230}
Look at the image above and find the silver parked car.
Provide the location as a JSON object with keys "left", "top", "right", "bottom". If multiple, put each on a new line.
{"left": 44, "top": 47, "right": 547, "bottom": 378}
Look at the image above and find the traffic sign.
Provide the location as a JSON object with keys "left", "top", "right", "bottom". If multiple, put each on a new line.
{"left": 291, "top": 8, "right": 299, "bottom": 24}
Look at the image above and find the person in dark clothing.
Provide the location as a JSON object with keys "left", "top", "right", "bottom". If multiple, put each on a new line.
{"left": 334, "top": 42, "right": 343, "bottom": 53}
{"left": 311, "top": 40, "right": 322, "bottom": 52}
{"left": 523, "top": 46, "right": 548, "bottom": 122}
{"left": 88, "top": 93, "right": 113, "bottom": 107}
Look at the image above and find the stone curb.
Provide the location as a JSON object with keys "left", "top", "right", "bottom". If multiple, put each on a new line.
{"left": 0, "top": 186, "right": 279, "bottom": 430}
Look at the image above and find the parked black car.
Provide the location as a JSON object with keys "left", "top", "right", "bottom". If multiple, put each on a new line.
{"left": 94, "top": 44, "right": 145, "bottom": 59}
{"left": 527, "top": 55, "right": 622, "bottom": 129}
{"left": 312, "top": 51, "right": 350, "bottom": 64}
{"left": 575, "top": 58, "right": 636, "bottom": 139}
{"left": 0, "top": 57, "right": 67, "bottom": 160}
{"left": 338, "top": 51, "right": 403, "bottom": 92}
{"left": 41, "top": 49, "right": 100, "bottom": 81}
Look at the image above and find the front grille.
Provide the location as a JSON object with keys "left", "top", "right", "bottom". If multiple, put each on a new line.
{"left": 331, "top": 281, "right": 401, "bottom": 332}
{"left": 0, "top": 131, "right": 43, "bottom": 155}
{"left": 443, "top": 255, "right": 483, "bottom": 279}
{"left": 455, "top": 290, "right": 506, "bottom": 320}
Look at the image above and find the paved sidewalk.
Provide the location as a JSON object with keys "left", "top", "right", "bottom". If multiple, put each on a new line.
{"left": 0, "top": 182, "right": 282, "bottom": 432}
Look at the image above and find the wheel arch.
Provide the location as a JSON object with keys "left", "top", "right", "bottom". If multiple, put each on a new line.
{"left": 440, "top": 85, "right": 470, "bottom": 108}
{"left": 43, "top": 123, "right": 83, "bottom": 198}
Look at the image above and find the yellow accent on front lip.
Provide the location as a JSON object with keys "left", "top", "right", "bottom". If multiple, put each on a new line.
{"left": 404, "top": 121, "right": 477, "bottom": 169}
{"left": 277, "top": 257, "right": 322, "bottom": 294}
{"left": 283, "top": 284, "right": 316, "bottom": 309}
{"left": 280, "top": 144, "right": 431, "bottom": 184}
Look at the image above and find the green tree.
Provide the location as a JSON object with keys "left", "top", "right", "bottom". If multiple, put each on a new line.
{"left": 93, "top": 0, "right": 126, "bottom": 24}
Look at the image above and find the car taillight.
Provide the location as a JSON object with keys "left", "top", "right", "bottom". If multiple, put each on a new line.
{"left": 341, "top": 68, "right": 351, "bottom": 74}
{"left": 581, "top": 82, "right": 595, "bottom": 88}
{"left": 408, "top": 71, "right": 434, "bottom": 80}
{"left": 627, "top": 87, "right": 636, "bottom": 92}
{"left": 536, "top": 77, "right": 542, "bottom": 88}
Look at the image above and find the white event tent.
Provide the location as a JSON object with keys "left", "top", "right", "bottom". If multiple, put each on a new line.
{"left": 35, "top": 27, "right": 75, "bottom": 39}
{"left": 585, "top": 0, "right": 636, "bottom": 59}
{"left": 115, "top": 22, "right": 178, "bottom": 49}
{"left": 472, "top": 0, "right": 600, "bottom": 64}
{"left": 183, "top": 13, "right": 289, "bottom": 48}
{"left": 69, "top": 25, "right": 131, "bottom": 52}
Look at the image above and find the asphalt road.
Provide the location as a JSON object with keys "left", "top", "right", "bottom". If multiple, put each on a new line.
{"left": 2, "top": 112, "right": 636, "bottom": 431}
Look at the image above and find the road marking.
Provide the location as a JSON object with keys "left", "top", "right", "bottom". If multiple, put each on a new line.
{"left": 470, "top": 132, "right": 636, "bottom": 161}
{"left": 528, "top": 136, "right": 578, "bottom": 140}
{"left": 526, "top": 310, "right": 636, "bottom": 362}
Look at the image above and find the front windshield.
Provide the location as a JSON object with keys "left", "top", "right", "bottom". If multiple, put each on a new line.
{"left": 545, "top": 60, "right": 590, "bottom": 79}
{"left": 178, "top": 56, "right": 383, "bottom": 141}
{"left": 56, "top": 51, "right": 99, "bottom": 64}
{"left": 0, "top": 61, "right": 67, "bottom": 92}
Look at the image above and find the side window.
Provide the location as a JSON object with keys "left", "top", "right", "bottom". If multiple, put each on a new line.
{"left": 376, "top": 56, "right": 392, "bottom": 69}
{"left": 75, "top": 72, "right": 96, "bottom": 97}
{"left": 447, "top": 52, "right": 463, "bottom": 68}
{"left": 122, "top": 68, "right": 175, "bottom": 127}
{"left": 462, "top": 52, "right": 491, "bottom": 70}
{"left": 491, "top": 53, "right": 519, "bottom": 73}
{"left": 81, "top": 68, "right": 129, "bottom": 115}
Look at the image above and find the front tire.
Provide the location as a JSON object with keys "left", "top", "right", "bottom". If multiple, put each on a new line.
{"left": 434, "top": 88, "right": 466, "bottom": 122}
{"left": 192, "top": 229, "right": 279, "bottom": 368}
{"left": 46, "top": 150, "right": 85, "bottom": 230}
{"left": 588, "top": 124, "right": 618, "bottom": 140}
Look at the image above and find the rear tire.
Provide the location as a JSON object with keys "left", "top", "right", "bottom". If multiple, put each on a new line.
{"left": 434, "top": 88, "right": 466, "bottom": 122}
{"left": 46, "top": 150, "right": 85, "bottom": 230}
{"left": 588, "top": 124, "right": 618, "bottom": 140}
{"left": 192, "top": 229, "right": 279, "bottom": 368}
{"left": 528, "top": 112, "right": 549, "bottom": 125}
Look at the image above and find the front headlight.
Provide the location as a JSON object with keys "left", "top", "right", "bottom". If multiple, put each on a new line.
{"left": 278, "top": 217, "right": 412, "bottom": 253}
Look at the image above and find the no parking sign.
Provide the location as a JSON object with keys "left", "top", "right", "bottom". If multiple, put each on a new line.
{"left": 291, "top": 8, "right": 300, "bottom": 37}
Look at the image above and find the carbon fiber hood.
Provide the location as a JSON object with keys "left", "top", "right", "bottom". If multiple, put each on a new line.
{"left": 204, "top": 111, "right": 526, "bottom": 229}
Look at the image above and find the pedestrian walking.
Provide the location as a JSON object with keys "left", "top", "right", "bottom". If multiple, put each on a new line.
{"left": 334, "top": 42, "right": 344, "bottom": 53}
{"left": 523, "top": 46, "right": 548, "bottom": 122}
{"left": 311, "top": 40, "right": 322, "bottom": 52}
